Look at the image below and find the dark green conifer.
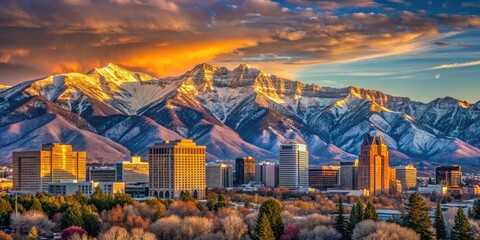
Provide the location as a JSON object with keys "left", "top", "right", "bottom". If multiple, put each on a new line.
{"left": 334, "top": 197, "right": 348, "bottom": 240}
{"left": 255, "top": 213, "right": 275, "bottom": 240}
{"left": 363, "top": 201, "right": 379, "bottom": 221}
{"left": 403, "top": 193, "right": 434, "bottom": 240}
{"left": 433, "top": 202, "right": 447, "bottom": 240}
{"left": 256, "top": 199, "right": 284, "bottom": 239}
{"left": 451, "top": 208, "right": 474, "bottom": 240}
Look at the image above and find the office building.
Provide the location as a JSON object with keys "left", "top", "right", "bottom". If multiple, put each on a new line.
{"left": 12, "top": 143, "right": 86, "bottom": 192}
{"left": 206, "top": 163, "right": 233, "bottom": 189}
{"left": 279, "top": 141, "right": 309, "bottom": 189}
{"left": 339, "top": 160, "right": 358, "bottom": 189}
{"left": 148, "top": 139, "right": 206, "bottom": 199}
{"left": 255, "top": 162, "right": 279, "bottom": 187}
{"left": 87, "top": 166, "right": 116, "bottom": 182}
{"left": 235, "top": 156, "right": 255, "bottom": 186}
{"left": 436, "top": 165, "right": 462, "bottom": 187}
{"left": 308, "top": 166, "right": 340, "bottom": 190}
{"left": 116, "top": 155, "right": 149, "bottom": 183}
{"left": 357, "top": 134, "right": 390, "bottom": 195}
{"left": 395, "top": 165, "right": 417, "bottom": 190}
{"left": 48, "top": 180, "right": 125, "bottom": 196}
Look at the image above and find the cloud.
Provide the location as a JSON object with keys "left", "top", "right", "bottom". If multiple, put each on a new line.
{"left": 431, "top": 60, "right": 480, "bottom": 70}
{"left": 0, "top": 0, "right": 480, "bottom": 83}
{"left": 435, "top": 74, "right": 440, "bottom": 79}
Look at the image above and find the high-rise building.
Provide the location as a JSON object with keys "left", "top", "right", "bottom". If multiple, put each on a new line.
{"left": 436, "top": 165, "right": 462, "bottom": 187}
{"left": 116, "top": 155, "right": 149, "bottom": 183}
{"left": 255, "top": 162, "right": 279, "bottom": 187}
{"left": 235, "top": 156, "right": 255, "bottom": 186}
{"left": 395, "top": 165, "right": 417, "bottom": 190}
{"left": 339, "top": 160, "right": 358, "bottom": 189}
{"left": 357, "top": 134, "right": 390, "bottom": 195}
{"left": 148, "top": 139, "right": 206, "bottom": 199}
{"left": 279, "top": 141, "right": 309, "bottom": 189}
{"left": 206, "top": 163, "right": 233, "bottom": 189}
{"left": 87, "top": 166, "right": 116, "bottom": 182}
{"left": 308, "top": 166, "right": 340, "bottom": 190}
{"left": 12, "top": 143, "right": 86, "bottom": 192}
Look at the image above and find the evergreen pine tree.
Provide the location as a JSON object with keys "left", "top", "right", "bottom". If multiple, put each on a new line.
{"left": 334, "top": 197, "right": 348, "bottom": 240}
{"left": 471, "top": 199, "right": 480, "bottom": 220}
{"left": 30, "top": 198, "right": 43, "bottom": 212}
{"left": 433, "top": 202, "right": 447, "bottom": 240}
{"left": 256, "top": 199, "right": 284, "bottom": 239}
{"left": 26, "top": 226, "right": 38, "bottom": 240}
{"left": 348, "top": 203, "right": 358, "bottom": 238}
{"left": 255, "top": 213, "right": 275, "bottom": 240}
{"left": 0, "top": 198, "right": 12, "bottom": 226}
{"left": 61, "top": 203, "right": 84, "bottom": 229}
{"left": 363, "top": 201, "right": 379, "bottom": 221}
{"left": 356, "top": 200, "right": 364, "bottom": 222}
{"left": 403, "top": 193, "right": 434, "bottom": 240}
{"left": 451, "top": 208, "right": 474, "bottom": 240}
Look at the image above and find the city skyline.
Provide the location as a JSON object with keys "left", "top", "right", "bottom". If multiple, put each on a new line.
{"left": 0, "top": 0, "right": 479, "bottom": 102}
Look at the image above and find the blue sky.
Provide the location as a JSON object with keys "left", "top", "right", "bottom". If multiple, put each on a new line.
{"left": 0, "top": 0, "right": 479, "bottom": 102}
{"left": 297, "top": 29, "right": 480, "bottom": 102}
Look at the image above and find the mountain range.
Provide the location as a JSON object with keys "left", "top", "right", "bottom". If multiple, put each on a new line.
{"left": 1, "top": 63, "right": 479, "bottom": 169}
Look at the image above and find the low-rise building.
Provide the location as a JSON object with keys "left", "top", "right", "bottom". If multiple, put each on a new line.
{"left": 48, "top": 180, "right": 125, "bottom": 196}
{"left": 418, "top": 185, "right": 448, "bottom": 196}
{"left": 87, "top": 166, "right": 116, "bottom": 182}
{"left": 308, "top": 166, "right": 339, "bottom": 190}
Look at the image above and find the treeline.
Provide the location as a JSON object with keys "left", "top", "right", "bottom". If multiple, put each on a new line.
{"left": 0, "top": 189, "right": 479, "bottom": 239}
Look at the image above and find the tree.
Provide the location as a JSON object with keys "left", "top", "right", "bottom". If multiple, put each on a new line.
{"left": 0, "top": 230, "right": 12, "bottom": 240}
{"left": 280, "top": 225, "right": 300, "bottom": 240}
{"left": 61, "top": 203, "right": 84, "bottom": 229}
{"left": 30, "top": 199, "right": 43, "bottom": 212}
{"left": 83, "top": 213, "right": 100, "bottom": 237}
{"left": 256, "top": 199, "right": 284, "bottom": 239}
{"left": 334, "top": 197, "right": 348, "bottom": 240}
{"left": 356, "top": 200, "right": 364, "bottom": 222}
{"left": 352, "top": 220, "right": 419, "bottom": 240}
{"left": 61, "top": 226, "right": 87, "bottom": 240}
{"left": 433, "top": 202, "right": 446, "bottom": 240}
{"left": 221, "top": 215, "right": 247, "bottom": 240}
{"left": 363, "top": 201, "right": 379, "bottom": 221}
{"left": 114, "top": 193, "right": 134, "bottom": 207}
{"left": 255, "top": 213, "right": 275, "bottom": 240}
{"left": 348, "top": 203, "right": 359, "bottom": 239}
{"left": 403, "top": 193, "right": 434, "bottom": 240}
{"left": 471, "top": 199, "right": 480, "bottom": 220}
{"left": 26, "top": 226, "right": 38, "bottom": 240}
{"left": 214, "top": 194, "right": 228, "bottom": 211}
{"left": 451, "top": 208, "right": 474, "bottom": 240}
{"left": 180, "top": 191, "right": 195, "bottom": 202}
{"left": 89, "top": 187, "right": 114, "bottom": 212}
{"left": 0, "top": 198, "right": 13, "bottom": 226}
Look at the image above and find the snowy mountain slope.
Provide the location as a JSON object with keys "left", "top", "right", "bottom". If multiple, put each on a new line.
{"left": 89, "top": 115, "right": 182, "bottom": 156}
{"left": 0, "top": 84, "right": 10, "bottom": 93}
{"left": 0, "top": 114, "right": 130, "bottom": 164}
{"left": 1, "top": 63, "right": 480, "bottom": 167}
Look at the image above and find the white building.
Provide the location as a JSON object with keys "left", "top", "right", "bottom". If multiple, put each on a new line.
{"left": 279, "top": 141, "right": 309, "bottom": 189}
{"left": 206, "top": 163, "right": 233, "bottom": 189}
{"left": 255, "top": 162, "right": 279, "bottom": 187}
{"left": 48, "top": 180, "right": 125, "bottom": 196}
{"left": 418, "top": 185, "right": 448, "bottom": 195}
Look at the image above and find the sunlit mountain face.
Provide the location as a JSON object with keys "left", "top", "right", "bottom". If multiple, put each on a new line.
{"left": 0, "top": 63, "right": 479, "bottom": 170}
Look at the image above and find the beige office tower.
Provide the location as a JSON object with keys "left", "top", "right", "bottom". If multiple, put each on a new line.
{"left": 116, "top": 155, "right": 149, "bottom": 183}
{"left": 395, "top": 165, "right": 417, "bottom": 190}
{"left": 357, "top": 134, "right": 390, "bottom": 195}
{"left": 12, "top": 143, "right": 86, "bottom": 192}
{"left": 148, "top": 139, "right": 206, "bottom": 199}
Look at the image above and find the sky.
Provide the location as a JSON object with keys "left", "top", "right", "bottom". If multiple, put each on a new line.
{"left": 0, "top": 0, "right": 479, "bottom": 103}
